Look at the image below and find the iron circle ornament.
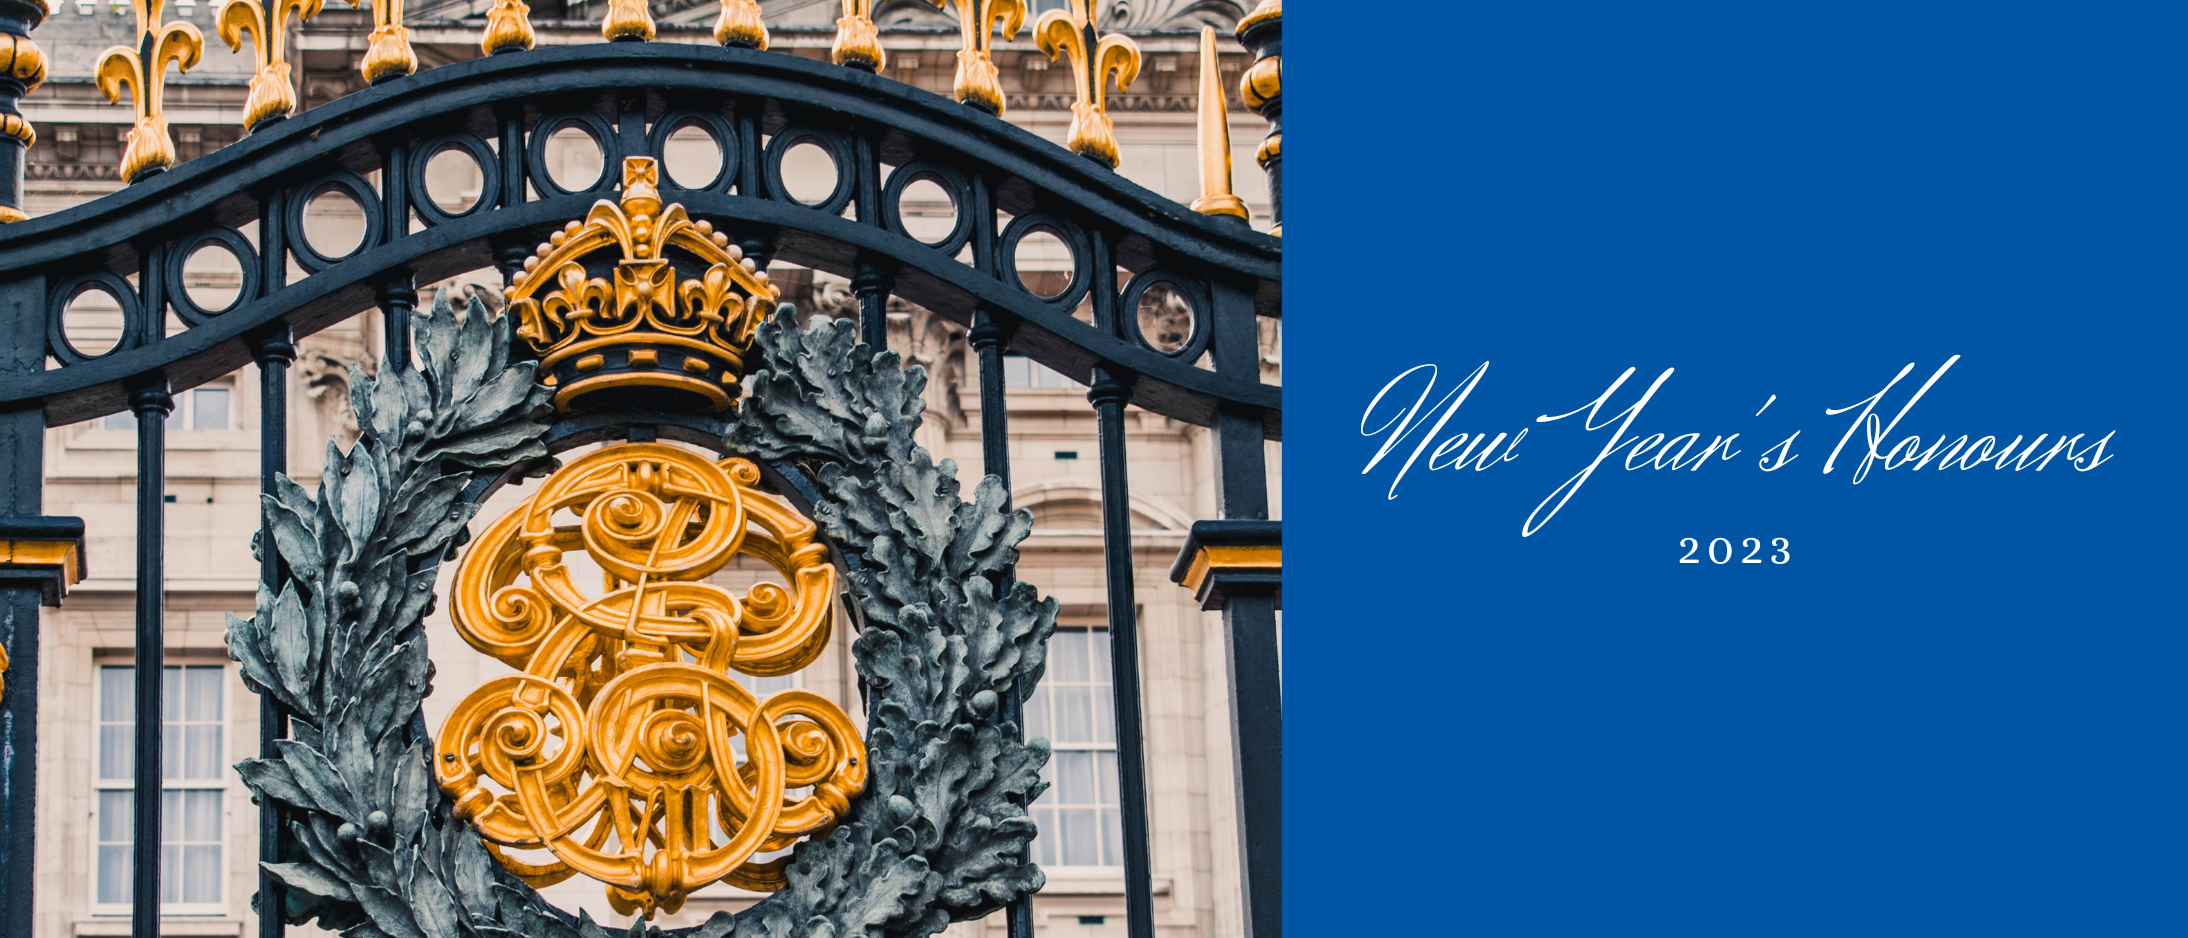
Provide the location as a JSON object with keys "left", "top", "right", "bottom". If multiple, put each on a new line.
{"left": 286, "top": 170, "right": 386, "bottom": 273}
{"left": 163, "top": 226, "right": 261, "bottom": 325}
{"left": 46, "top": 269, "right": 143, "bottom": 365}
{"left": 409, "top": 132, "right": 503, "bottom": 227}
{"left": 1118, "top": 266, "right": 1211, "bottom": 361}
{"left": 647, "top": 110, "right": 738, "bottom": 193}
{"left": 762, "top": 125, "right": 854, "bottom": 216}
{"left": 998, "top": 210, "right": 1092, "bottom": 312}
{"left": 527, "top": 111, "right": 622, "bottom": 197}
{"left": 879, "top": 160, "right": 972, "bottom": 256}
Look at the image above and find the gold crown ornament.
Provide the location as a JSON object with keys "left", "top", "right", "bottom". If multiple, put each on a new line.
{"left": 508, "top": 157, "right": 780, "bottom": 414}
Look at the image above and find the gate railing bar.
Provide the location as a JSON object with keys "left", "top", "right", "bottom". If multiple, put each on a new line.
{"left": 128, "top": 366, "right": 170, "bottom": 938}
{"left": 249, "top": 323, "right": 295, "bottom": 938}
{"left": 1086, "top": 227, "right": 1156, "bottom": 938}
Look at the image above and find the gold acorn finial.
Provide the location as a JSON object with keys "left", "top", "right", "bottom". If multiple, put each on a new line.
{"left": 349, "top": 0, "right": 415, "bottom": 84}
{"left": 602, "top": 0, "right": 653, "bottom": 42}
{"left": 928, "top": 0, "right": 1023, "bottom": 115}
{"left": 217, "top": 0, "right": 322, "bottom": 131}
{"left": 0, "top": 32, "right": 49, "bottom": 222}
{"left": 480, "top": 0, "right": 533, "bottom": 54}
{"left": 713, "top": 0, "right": 767, "bottom": 48}
{"left": 96, "top": 0, "right": 204, "bottom": 183}
{"left": 1034, "top": 0, "right": 1138, "bottom": 169}
{"left": 1188, "top": 25, "right": 1246, "bottom": 220}
{"left": 831, "top": 0, "right": 883, "bottom": 70}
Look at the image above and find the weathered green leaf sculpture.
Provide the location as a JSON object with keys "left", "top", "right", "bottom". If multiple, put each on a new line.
{"left": 232, "top": 298, "right": 1058, "bottom": 938}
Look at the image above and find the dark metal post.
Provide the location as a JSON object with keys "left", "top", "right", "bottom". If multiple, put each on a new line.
{"left": 248, "top": 325, "right": 293, "bottom": 938}
{"left": 1086, "top": 230, "right": 1154, "bottom": 938}
{"left": 1170, "top": 277, "right": 1281, "bottom": 938}
{"left": 128, "top": 376, "right": 172, "bottom": 938}
{"left": 0, "top": 273, "right": 77, "bottom": 938}
{"left": 1236, "top": 1, "right": 1281, "bottom": 234}
{"left": 378, "top": 278, "right": 415, "bottom": 371}
{"left": 0, "top": 0, "right": 48, "bottom": 224}
{"left": 851, "top": 262, "right": 891, "bottom": 352}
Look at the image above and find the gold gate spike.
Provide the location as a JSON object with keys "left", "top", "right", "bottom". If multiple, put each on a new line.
{"left": 217, "top": 0, "right": 322, "bottom": 131}
{"left": 831, "top": 0, "right": 882, "bottom": 71}
{"left": 1034, "top": 0, "right": 1138, "bottom": 169}
{"left": 481, "top": 0, "right": 533, "bottom": 54}
{"left": 96, "top": 0, "right": 203, "bottom": 183}
{"left": 435, "top": 443, "right": 863, "bottom": 916}
{"left": 1188, "top": 24, "right": 1245, "bottom": 220}
{"left": 713, "top": 0, "right": 766, "bottom": 49}
{"left": 929, "top": 0, "right": 1022, "bottom": 115}
{"left": 352, "top": 0, "right": 415, "bottom": 84}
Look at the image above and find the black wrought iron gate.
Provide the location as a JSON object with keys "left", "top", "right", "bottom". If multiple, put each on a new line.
{"left": 0, "top": 4, "right": 1281, "bottom": 937}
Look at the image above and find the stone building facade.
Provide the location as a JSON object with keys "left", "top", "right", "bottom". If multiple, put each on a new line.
{"left": 19, "top": 2, "right": 1278, "bottom": 937}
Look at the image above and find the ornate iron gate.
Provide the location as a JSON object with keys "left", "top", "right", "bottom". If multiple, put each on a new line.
{"left": 0, "top": 1, "right": 1280, "bottom": 936}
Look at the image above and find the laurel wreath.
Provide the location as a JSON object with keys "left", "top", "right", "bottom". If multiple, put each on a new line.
{"left": 230, "top": 295, "right": 1056, "bottom": 938}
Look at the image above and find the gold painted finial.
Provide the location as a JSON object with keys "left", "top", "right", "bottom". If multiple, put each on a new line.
{"left": 0, "top": 33, "right": 49, "bottom": 221}
{"left": 480, "top": 0, "right": 533, "bottom": 54}
{"left": 831, "top": 0, "right": 882, "bottom": 70}
{"left": 1034, "top": 0, "right": 1138, "bottom": 169}
{"left": 217, "top": 0, "right": 322, "bottom": 131}
{"left": 928, "top": 0, "right": 1022, "bottom": 115}
{"left": 602, "top": 0, "right": 653, "bottom": 42}
{"left": 349, "top": 0, "right": 415, "bottom": 84}
{"left": 506, "top": 157, "right": 781, "bottom": 414}
{"left": 1188, "top": 25, "right": 1245, "bottom": 220}
{"left": 96, "top": 0, "right": 204, "bottom": 183}
{"left": 713, "top": 0, "right": 766, "bottom": 48}
{"left": 436, "top": 442, "right": 864, "bottom": 915}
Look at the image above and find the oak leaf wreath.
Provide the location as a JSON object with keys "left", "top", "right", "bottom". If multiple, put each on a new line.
{"left": 228, "top": 294, "right": 1058, "bottom": 938}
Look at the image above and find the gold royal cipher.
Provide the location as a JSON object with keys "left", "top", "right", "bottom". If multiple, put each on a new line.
{"left": 437, "top": 158, "right": 866, "bottom": 917}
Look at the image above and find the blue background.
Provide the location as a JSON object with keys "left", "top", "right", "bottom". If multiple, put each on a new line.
{"left": 1287, "top": 2, "right": 2185, "bottom": 934}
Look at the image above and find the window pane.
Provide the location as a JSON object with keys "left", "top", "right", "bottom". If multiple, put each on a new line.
{"left": 191, "top": 388, "right": 229, "bottom": 431}
{"left": 183, "top": 844, "right": 221, "bottom": 902}
{"left": 163, "top": 665, "right": 181, "bottom": 722}
{"left": 1052, "top": 631, "right": 1087, "bottom": 683}
{"left": 1055, "top": 750, "right": 1096, "bottom": 805}
{"left": 97, "top": 845, "right": 131, "bottom": 904}
{"left": 163, "top": 723, "right": 181, "bottom": 780}
{"left": 1101, "top": 807, "right": 1121, "bottom": 867}
{"left": 186, "top": 666, "right": 222, "bottom": 720}
{"left": 1087, "top": 629, "right": 1112, "bottom": 684}
{"left": 103, "top": 411, "right": 137, "bottom": 431}
{"left": 184, "top": 725, "right": 221, "bottom": 780}
{"left": 99, "top": 725, "right": 131, "bottom": 780}
{"left": 1060, "top": 808, "right": 1098, "bottom": 865}
{"left": 98, "top": 790, "right": 132, "bottom": 842}
{"left": 1022, "top": 685, "right": 1049, "bottom": 739}
{"left": 1003, "top": 356, "right": 1032, "bottom": 388}
{"left": 1056, "top": 685, "right": 1092, "bottom": 744}
{"left": 183, "top": 789, "right": 221, "bottom": 841}
{"left": 1033, "top": 807, "right": 1056, "bottom": 866}
{"left": 100, "top": 665, "right": 133, "bottom": 720}
{"left": 162, "top": 789, "right": 181, "bottom": 842}
{"left": 165, "top": 405, "right": 183, "bottom": 432}
{"left": 161, "top": 844, "right": 181, "bottom": 904}
{"left": 1097, "top": 750, "right": 1118, "bottom": 807}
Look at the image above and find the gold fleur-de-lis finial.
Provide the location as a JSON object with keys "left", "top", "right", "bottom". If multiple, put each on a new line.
{"left": 928, "top": 0, "right": 1023, "bottom": 114}
{"left": 480, "top": 0, "right": 534, "bottom": 55}
{"left": 1034, "top": 0, "right": 1138, "bottom": 168}
{"left": 831, "top": 0, "right": 883, "bottom": 70}
{"left": 1188, "top": 25, "right": 1245, "bottom": 221}
{"left": 96, "top": 0, "right": 204, "bottom": 183}
{"left": 602, "top": 0, "right": 653, "bottom": 42}
{"left": 351, "top": 0, "right": 416, "bottom": 84}
{"left": 217, "top": 0, "right": 322, "bottom": 131}
{"left": 714, "top": 0, "right": 767, "bottom": 48}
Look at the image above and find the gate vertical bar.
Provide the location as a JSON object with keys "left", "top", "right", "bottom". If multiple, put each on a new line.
{"left": 249, "top": 323, "right": 294, "bottom": 938}
{"left": 131, "top": 240, "right": 173, "bottom": 938}
{"left": 1086, "top": 230, "right": 1154, "bottom": 938}
{"left": 969, "top": 307, "right": 1034, "bottom": 938}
